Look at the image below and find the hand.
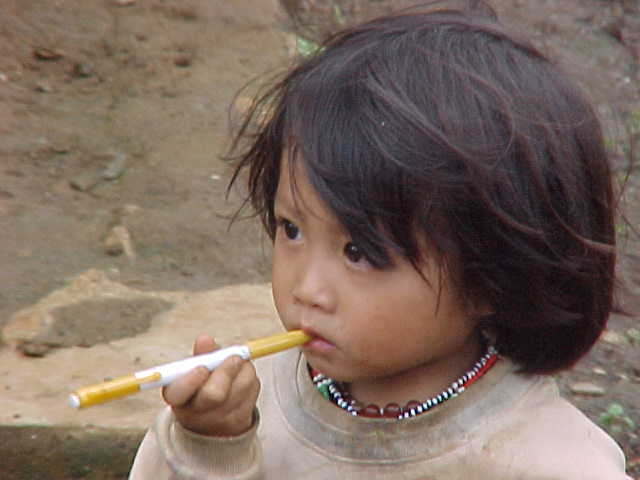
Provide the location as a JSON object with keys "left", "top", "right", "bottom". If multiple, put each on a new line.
{"left": 162, "top": 333, "right": 260, "bottom": 437}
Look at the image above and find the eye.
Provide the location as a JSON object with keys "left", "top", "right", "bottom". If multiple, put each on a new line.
{"left": 344, "top": 242, "right": 365, "bottom": 263}
{"left": 278, "top": 218, "right": 300, "bottom": 240}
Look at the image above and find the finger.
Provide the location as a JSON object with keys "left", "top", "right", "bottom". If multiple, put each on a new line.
{"left": 233, "top": 360, "right": 260, "bottom": 400}
{"left": 191, "top": 355, "right": 245, "bottom": 410}
{"left": 193, "top": 333, "right": 217, "bottom": 355}
{"left": 162, "top": 365, "right": 210, "bottom": 407}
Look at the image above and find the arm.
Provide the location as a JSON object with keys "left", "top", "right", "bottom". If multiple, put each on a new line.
{"left": 129, "top": 407, "right": 263, "bottom": 479}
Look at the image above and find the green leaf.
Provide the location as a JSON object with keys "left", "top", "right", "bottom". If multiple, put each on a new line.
{"left": 626, "top": 328, "right": 640, "bottom": 344}
{"left": 296, "top": 36, "right": 321, "bottom": 57}
{"left": 607, "top": 403, "right": 625, "bottom": 417}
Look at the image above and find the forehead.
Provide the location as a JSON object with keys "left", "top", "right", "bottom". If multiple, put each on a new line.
{"left": 275, "top": 155, "right": 334, "bottom": 223}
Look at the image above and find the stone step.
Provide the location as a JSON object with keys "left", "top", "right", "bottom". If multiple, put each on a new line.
{"left": 1, "top": 269, "right": 280, "bottom": 479}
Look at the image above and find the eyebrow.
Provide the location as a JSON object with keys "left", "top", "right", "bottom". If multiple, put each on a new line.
{"left": 274, "top": 184, "right": 304, "bottom": 218}
{"left": 274, "top": 184, "right": 351, "bottom": 239}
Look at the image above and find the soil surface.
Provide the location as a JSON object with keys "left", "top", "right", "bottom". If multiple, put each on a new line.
{"left": 1, "top": 0, "right": 639, "bottom": 477}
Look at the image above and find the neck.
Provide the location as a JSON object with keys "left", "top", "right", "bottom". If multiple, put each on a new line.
{"left": 347, "top": 334, "right": 483, "bottom": 407}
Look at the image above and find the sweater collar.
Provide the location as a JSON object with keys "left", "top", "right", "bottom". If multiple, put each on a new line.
{"left": 272, "top": 348, "right": 539, "bottom": 462}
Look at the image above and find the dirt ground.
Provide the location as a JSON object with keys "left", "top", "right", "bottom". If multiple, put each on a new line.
{"left": 0, "top": 0, "right": 639, "bottom": 476}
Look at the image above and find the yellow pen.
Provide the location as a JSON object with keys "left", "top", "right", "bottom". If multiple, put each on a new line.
{"left": 69, "top": 330, "right": 310, "bottom": 409}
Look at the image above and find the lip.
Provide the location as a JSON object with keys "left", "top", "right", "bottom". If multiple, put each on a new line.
{"left": 299, "top": 327, "right": 335, "bottom": 355}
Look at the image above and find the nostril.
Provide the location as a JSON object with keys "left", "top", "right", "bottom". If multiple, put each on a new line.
{"left": 291, "top": 281, "right": 333, "bottom": 311}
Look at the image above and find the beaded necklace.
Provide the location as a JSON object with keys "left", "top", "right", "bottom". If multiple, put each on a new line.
{"left": 311, "top": 345, "right": 498, "bottom": 419}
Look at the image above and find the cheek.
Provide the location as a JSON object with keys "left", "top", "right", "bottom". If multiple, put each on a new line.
{"left": 271, "top": 279, "right": 292, "bottom": 331}
{"left": 271, "top": 250, "right": 291, "bottom": 312}
{"left": 344, "top": 303, "right": 402, "bottom": 351}
{"left": 348, "top": 291, "right": 432, "bottom": 350}
{"left": 271, "top": 267, "right": 285, "bottom": 307}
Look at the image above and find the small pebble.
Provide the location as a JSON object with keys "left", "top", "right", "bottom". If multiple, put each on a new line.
{"left": 33, "top": 47, "right": 63, "bottom": 61}
{"left": 20, "top": 342, "right": 53, "bottom": 357}
{"left": 174, "top": 55, "right": 192, "bottom": 68}
{"left": 69, "top": 169, "right": 102, "bottom": 192}
{"left": 104, "top": 225, "right": 136, "bottom": 259}
{"left": 569, "top": 381, "right": 605, "bottom": 396}
{"left": 34, "top": 82, "right": 53, "bottom": 93}
{"left": 101, "top": 153, "right": 127, "bottom": 180}
{"left": 72, "top": 62, "right": 93, "bottom": 78}
{"left": 602, "top": 330, "right": 626, "bottom": 345}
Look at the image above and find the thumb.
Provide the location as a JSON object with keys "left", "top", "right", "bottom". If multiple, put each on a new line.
{"left": 193, "top": 333, "right": 217, "bottom": 355}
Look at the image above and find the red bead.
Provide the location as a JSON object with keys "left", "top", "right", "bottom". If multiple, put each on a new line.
{"left": 362, "top": 404, "right": 382, "bottom": 417}
{"left": 382, "top": 403, "right": 402, "bottom": 418}
{"left": 350, "top": 400, "right": 364, "bottom": 414}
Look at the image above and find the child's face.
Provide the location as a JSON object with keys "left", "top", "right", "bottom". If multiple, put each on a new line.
{"left": 271, "top": 158, "right": 482, "bottom": 385}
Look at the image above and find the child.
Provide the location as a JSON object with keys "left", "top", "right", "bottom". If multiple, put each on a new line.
{"left": 130, "top": 2, "right": 632, "bottom": 478}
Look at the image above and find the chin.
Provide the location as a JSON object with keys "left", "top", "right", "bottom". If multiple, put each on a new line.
{"left": 303, "top": 356, "right": 356, "bottom": 382}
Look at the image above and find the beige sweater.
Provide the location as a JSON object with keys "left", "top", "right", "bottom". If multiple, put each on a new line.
{"left": 130, "top": 349, "right": 631, "bottom": 479}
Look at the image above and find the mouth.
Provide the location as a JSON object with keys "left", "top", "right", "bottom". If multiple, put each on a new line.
{"left": 299, "top": 328, "right": 336, "bottom": 355}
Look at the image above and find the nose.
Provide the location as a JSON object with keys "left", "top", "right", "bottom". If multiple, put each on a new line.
{"left": 291, "top": 253, "right": 336, "bottom": 312}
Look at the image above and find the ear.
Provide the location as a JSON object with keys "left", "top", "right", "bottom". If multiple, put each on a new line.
{"left": 465, "top": 293, "right": 494, "bottom": 320}
{"left": 475, "top": 301, "right": 494, "bottom": 318}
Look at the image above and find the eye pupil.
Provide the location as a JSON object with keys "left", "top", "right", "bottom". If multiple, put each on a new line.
{"left": 284, "top": 221, "right": 299, "bottom": 240}
{"left": 344, "top": 242, "right": 363, "bottom": 262}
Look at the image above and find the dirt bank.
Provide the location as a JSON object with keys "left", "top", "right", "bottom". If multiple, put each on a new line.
{"left": 1, "top": 0, "right": 638, "bottom": 477}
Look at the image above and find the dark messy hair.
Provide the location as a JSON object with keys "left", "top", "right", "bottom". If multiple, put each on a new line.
{"left": 227, "top": 1, "right": 617, "bottom": 375}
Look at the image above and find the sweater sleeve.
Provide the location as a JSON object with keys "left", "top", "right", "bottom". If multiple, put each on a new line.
{"left": 129, "top": 407, "right": 263, "bottom": 480}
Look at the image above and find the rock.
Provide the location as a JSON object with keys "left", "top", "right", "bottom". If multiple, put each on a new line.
{"left": 2, "top": 271, "right": 180, "bottom": 357}
{"left": 117, "top": 204, "right": 142, "bottom": 216}
{"left": 602, "top": 329, "right": 627, "bottom": 345}
{"left": 2, "top": 309, "right": 55, "bottom": 350}
{"left": 592, "top": 367, "right": 607, "bottom": 375}
{"left": 103, "top": 228, "right": 123, "bottom": 256}
{"left": 37, "top": 297, "right": 173, "bottom": 348}
{"left": 569, "top": 382, "right": 606, "bottom": 396}
{"left": 34, "top": 81, "right": 53, "bottom": 93}
{"left": 174, "top": 55, "right": 192, "bottom": 68}
{"left": 20, "top": 342, "right": 53, "bottom": 357}
{"left": 69, "top": 168, "right": 103, "bottom": 192}
{"left": 104, "top": 225, "right": 135, "bottom": 259}
{"left": 69, "top": 152, "right": 129, "bottom": 191}
{"left": 33, "top": 47, "right": 63, "bottom": 61}
{"left": 2, "top": 269, "right": 185, "bottom": 350}
{"left": 100, "top": 152, "right": 128, "bottom": 180}
{"left": 71, "top": 62, "right": 93, "bottom": 78}
{"left": 0, "top": 275, "right": 276, "bottom": 428}
{"left": 2, "top": 283, "right": 174, "bottom": 355}
{"left": 626, "top": 328, "right": 640, "bottom": 345}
